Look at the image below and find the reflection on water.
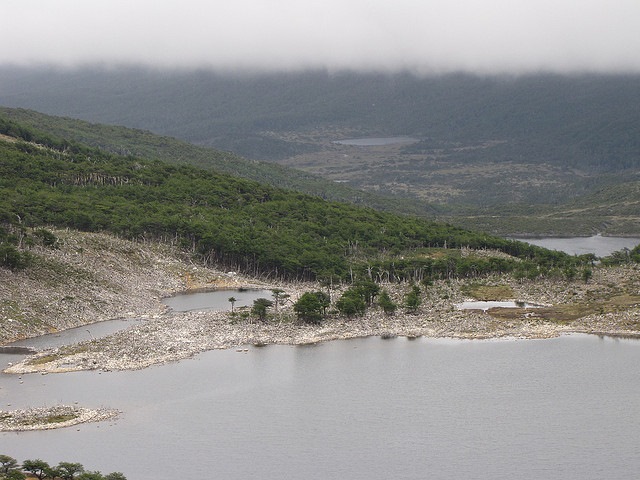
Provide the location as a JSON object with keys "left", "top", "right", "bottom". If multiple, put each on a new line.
{"left": 162, "top": 288, "right": 274, "bottom": 312}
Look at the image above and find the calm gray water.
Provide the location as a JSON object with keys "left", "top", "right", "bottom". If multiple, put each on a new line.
{"left": 457, "top": 300, "right": 541, "bottom": 311}
{"left": 2, "top": 335, "right": 640, "bottom": 480}
{"left": 162, "top": 288, "right": 273, "bottom": 312}
{"left": 3, "top": 236, "right": 640, "bottom": 478}
{"left": 514, "top": 235, "right": 640, "bottom": 257}
{"left": 6, "top": 318, "right": 143, "bottom": 351}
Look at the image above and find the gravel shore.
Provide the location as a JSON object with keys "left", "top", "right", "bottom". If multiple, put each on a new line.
{"left": 2, "top": 230, "right": 640, "bottom": 375}
{"left": 0, "top": 405, "right": 119, "bottom": 431}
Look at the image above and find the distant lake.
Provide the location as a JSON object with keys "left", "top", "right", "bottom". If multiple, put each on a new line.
{"left": 513, "top": 235, "right": 640, "bottom": 257}
{"left": 334, "top": 137, "right": 418, "bottom": 146}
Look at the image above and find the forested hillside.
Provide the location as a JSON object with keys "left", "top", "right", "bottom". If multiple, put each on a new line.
{"left": 1, "top": 68, "right": 639, "bottom": 235}
{"left": 0, "top": 115, "right": 585, "bottom": 282}
{"left": 3, "top": 104, "right": 639, "bottom": 236}
{"left": 0, "top": 106, "right": 433, "bottom": 218}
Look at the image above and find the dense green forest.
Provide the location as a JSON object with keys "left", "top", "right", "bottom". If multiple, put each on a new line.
{"left": 0, "top": 115, "right": 588, "bottom": 282}
{"left": 3, "top": 106, "right": 640, "bottom": 236}
{"left": 0, "top": 107, "right": 433, "bottom": 218}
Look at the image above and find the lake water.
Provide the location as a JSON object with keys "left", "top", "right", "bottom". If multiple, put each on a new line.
{"left": 457, "top": 300, "right": 541, "bottom": 311}
{"left": 161, "top": 288, "right": 274, "bottom": 312}
{"left": 6, "top": 318, "right": 143, "bottom": 352}
{"left": 514, "top": 235, "right": 640, "bottom": 257}
{"left": 3, "top": 334, "right": 640, "bottom": 479}
{"left": 3, "top": 236, "right": 640, "bottom": 478}
{"left": 2, "top": 288, "right": 272, "bottom": 353}
{"left": 334, "top": 137, "right": 418, "bottom": 146}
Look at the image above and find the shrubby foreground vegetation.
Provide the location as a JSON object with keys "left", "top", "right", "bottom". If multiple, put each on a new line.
{"left": 0, "top": 455, "right": 125, "bottom": 480}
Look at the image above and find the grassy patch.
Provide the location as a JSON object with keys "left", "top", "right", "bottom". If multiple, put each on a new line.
{"left": 26, "top": 345, "right": 88, "bottom": 366}
{"left": 419, "top": 248, "right": 455, "bottom": 259}
{"left": 30, "top": 256, "right": 97, "bottom": 286}
{"left": 488, "top": 296, "right": 640, "bottom": 325}
{"left": 486, "top": 305, "right": 589, "bottom": 324}
{"left": 537, "top": 304, "right": 598, "bottom": 323}
{"left": 608, "top": 295, "right": 640, "bottom": 307}
{"left": 28, "top": 353, "right": 62, "bottom": 365}
{"left": 15, "top": 412, "right": 79, "bottom": 426}
{"left": 0, "top": 300, "right": 26, "bottom": 323}
{"left": 42, "top": 413, "right": 77, "bottom": 424}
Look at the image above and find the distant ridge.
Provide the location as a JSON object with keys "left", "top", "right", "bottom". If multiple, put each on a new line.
{"left": 1, "top": 68, "right": 638, "bottom": 170}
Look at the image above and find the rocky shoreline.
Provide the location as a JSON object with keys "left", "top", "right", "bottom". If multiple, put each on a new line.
{"left": 5, "top": 270, "right": 640, "bottom": 375}
{"left": 2, "top": 230, "right": 640, "bottom": 376}
{"left": 5, "top": 310, "right": 640, "bottom": 375}
{"left": 0, "top": 405, "right": 119, "bottom": 432}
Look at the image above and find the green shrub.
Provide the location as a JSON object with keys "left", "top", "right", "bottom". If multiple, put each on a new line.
{"left": 0, "top": 243, "right": 31, "bottom": 270}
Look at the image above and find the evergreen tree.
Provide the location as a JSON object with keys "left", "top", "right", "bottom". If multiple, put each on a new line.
{"left": 0, "top": 456, "right": 19, "bottom": 475}
{"left": 271, "top": 288, "right": 290, "bottom": 311}
{"left": 251, "top": 298, "right": 273, "bottom": 321}
{"left": 336, "top": 288, "right": 366, "bottom": 317}
{"left": 377, "top": 289, "right": 397, "bottom": 315}
{"left": 56, "top": 462, "right": 85, "bottom": 480}
{"left": 404, "top": 284, "right": 421, "bottom": 313}
{"left": 228, "top": 297, "right": 237, "bottom": 313}
{"left": 293, "top": 291, "right": 326, "bottom": 324}
{"left": 21, "top": 460, "right": 52, "bottom": 480}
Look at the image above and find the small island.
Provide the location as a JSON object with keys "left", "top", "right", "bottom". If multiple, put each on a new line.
{"left": 0, "top": 405, "right": 119, "bottom": 432}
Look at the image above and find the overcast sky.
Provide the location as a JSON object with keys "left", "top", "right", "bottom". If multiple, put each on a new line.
{"left": 2, "top": 0, "right": 640, "bottom": 74}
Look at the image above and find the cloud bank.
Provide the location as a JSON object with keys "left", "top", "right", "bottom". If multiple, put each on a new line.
{"left": 2, "top": 0, "right": 640, "bottom": 74}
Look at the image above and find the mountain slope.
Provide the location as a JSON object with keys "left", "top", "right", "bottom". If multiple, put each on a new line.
{"left": 0, "top": 106, "right": 435, "bottom": 217}
{"left": 446, "top": 181, "right": 640, "bottom": 236}
{"left": 3, "top": 105, "right": 639, "bottom": 236}
{"left": 2, "top": 116, "right": 574, "bottom": 283}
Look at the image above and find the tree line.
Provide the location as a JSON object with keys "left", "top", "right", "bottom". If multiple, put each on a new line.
{"left": 0, "top": 117, "right": 595, "bottom": 282}
{"left": 0, "top": 455, "right": 125, "bottom": 480}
